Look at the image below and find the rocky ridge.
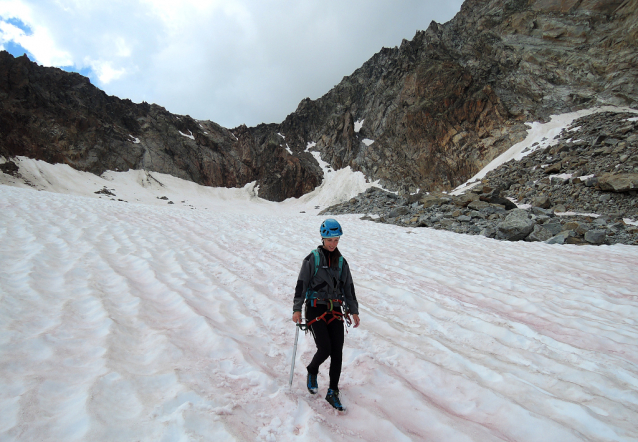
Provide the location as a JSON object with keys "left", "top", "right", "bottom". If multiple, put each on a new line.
{"left": 0, "top": 51, "right": 320, "bottom": 202}
{"left": 1, "top": 0, "right": 638, "bottom": 203}
{"left": 277, "top": 0, "right": 638, "bottom": 193}
{"left": 320, "top": 111, "right": 638, "bottom": 245}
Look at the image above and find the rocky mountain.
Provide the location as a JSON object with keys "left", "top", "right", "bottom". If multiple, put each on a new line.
{"left": 321, "top": 110, "right": 638, "bottom": 245}
{"left": 1, "top": 0, "right": 638, "bottom": 203}
{"left": 0, "top": 51, "right": 320, "bottom": 201}
{"left": 277, "top": 0, "right": 638, "bottom": 193}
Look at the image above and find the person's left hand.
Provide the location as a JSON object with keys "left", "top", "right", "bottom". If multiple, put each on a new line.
{"left": 352, "top": 314, "right": 360, "bottom": 328}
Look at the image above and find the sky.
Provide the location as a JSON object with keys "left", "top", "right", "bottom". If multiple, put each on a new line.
{"left": 2, "top": 108, "right": 638, "bottom": 441}
{"left": 0, "top": 0, "right": 464, "bottom": 128}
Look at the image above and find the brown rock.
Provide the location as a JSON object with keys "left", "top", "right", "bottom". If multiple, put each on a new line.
{"left": 597, "top": 173, "right": 638, "bottom": 192}
{"left": 544, "top": 163, "right": 562, "bottom": 174}
{"left": 420, "top": 194, "right": 451, "bottom": 208}
{"left": 468, "top": 200, "right": 490, "bottom": 210}
{"left": 531, "top": 0, "right": 581, "bottom": 13}
{"left": 532, "top": 196, "right": 552, "bottom": 209}
{"left": 453, "top": 193, "right": 479, "bottom": 207}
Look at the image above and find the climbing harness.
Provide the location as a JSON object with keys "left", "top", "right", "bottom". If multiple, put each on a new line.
{"left": 304, "top": 248, "right": 352, "bottom": 331}
{"left": 305, "top": 305, "right": 352, "bottom": 329}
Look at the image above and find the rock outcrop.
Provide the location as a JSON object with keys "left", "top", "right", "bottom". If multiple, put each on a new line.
{"left": 1, "top": 0, "right": 638, "bottom": 203}
{"left": 275, "top": 0, "right": 638, "bottom": 193}
{"left": 0, "top": 51, "right": 321, "bottom": 201}
{"left": 320, "top": 111, "right": 638, "bottom": 245}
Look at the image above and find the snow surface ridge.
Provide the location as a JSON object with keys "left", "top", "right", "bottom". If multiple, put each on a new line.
{"left": 1, "top": 185, "right": 637, "bottom": 441}
{"left": 452, "top": 106, "right": 638, "bottom": 196}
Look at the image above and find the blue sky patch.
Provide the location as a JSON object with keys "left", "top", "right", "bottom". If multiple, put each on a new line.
{"left": 1, "top": 17, "right": 33, "bottom": 59}
{"left": 0, "top": 16, "right": 94, "bottom": 80}
{"left": 4, "top": 17, "right": 33, "bottom": 35}
{"left": 3, "top": 40, "right": 32, "bottom": 59}
{"left": 60, "top": 65, "right": 94, "bottom": 79}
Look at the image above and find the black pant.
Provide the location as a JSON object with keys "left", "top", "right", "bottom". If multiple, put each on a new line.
{"left": 305, "top": 304, "right": 345, "bottom": 391}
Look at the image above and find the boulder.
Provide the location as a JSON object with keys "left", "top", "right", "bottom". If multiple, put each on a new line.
{"left": 526, "top": 224, "right": 554, "bottom": 242}
{"left": 479, "top": 190, "right": 517, "bottom": 210}
{"left": 545, "top": 230, "right": 575, "bottom": 245}
{"left": 584, "top": 176, "right": 599, "bottom": 187}
{"left": 542, "top": 222, "right": 564, "bottom": 236}
{"left": 407, "top": 192, "right": 425, "bottom": 204}
{"left": 468, "top": 200, "right": 491, "bottom": 210}
{"left": 544, "top": 163, "right": 562, "bottom": 174}
{"left": 563, "top": 221, "right": 589, "bottom": 235}
{"left": 563, "top": 221, "right": 579, "bottom": 230}
{"left": 584, "top": 229, "right": 607, "bottom": 245}
{"left": 440, "top": 218, "right": 455, "bottom": 228}
{"left": 480, "top": 227, "right": 496, "bottom": 238}
{"left": 550, "top": 175, "right": 570, "bottom": 185}
{"left": 597, "top": 173, "right": 638, "bottom": 192}
{"left": 453, "top": 193, "right": 479, "bottom": 207}
{"left": 532, "top": 195, "right": 552, "bottom": 209}
{"left": 420, "top": 195, "right": 451, "bottom": 208}
{"left": 531, "top": 207, "right": 554, "bottom": 217}
{"left": 0, "top": 160, "right": 19, "bottom": 175}
{"left": 416, "top": 215, "right": 430, "bottom": 227}
{"left": 388, "top": 207, "right": 410, "bottom": 218}
{"left": 593, "top": 217, "right": 609, "bottom": 227}
{"left": 497, "top": 209, "right": 535, "bottom": 241}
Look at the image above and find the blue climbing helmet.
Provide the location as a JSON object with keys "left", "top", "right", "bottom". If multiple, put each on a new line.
{"left": 320, "top": 219, "right": 343, "bottom": 238}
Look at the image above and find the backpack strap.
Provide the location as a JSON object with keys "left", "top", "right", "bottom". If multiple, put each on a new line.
{"left": 306, "top": 249, "right": 345, "bottom": 307}
{"left": 311, "top": 249, "right": 320, "bottom": 277}
{"left": 306, "top": 249, "right": 321, "bottom": 307}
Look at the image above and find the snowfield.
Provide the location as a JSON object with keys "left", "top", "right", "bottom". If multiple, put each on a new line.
{"left": 1, "top": 108, "right": 638, "bottom": 441}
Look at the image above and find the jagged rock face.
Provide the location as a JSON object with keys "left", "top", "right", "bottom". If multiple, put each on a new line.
{"left": 319, "top": 110, "right": 638, "bottom": 246}
{"left": 0, "top": 52, "right": 321, "bottom": 201}
{"left": 273, "top": 0, "right": 638, "bottom": 192}
{"left": 1, "top": 0, "right": 637, "bottom": 200}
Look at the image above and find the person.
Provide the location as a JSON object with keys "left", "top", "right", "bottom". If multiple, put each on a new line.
{"left": 292, "top": 218, "right": 360, "bottom": 411}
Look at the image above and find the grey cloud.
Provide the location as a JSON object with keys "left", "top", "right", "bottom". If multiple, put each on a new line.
{"left": 10, "top": 0, "right": 464, "bottom": 128}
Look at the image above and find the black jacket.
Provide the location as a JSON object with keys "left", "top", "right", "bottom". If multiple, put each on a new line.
{"left": 293, "top": 246, "right": 359, "bottom": 314}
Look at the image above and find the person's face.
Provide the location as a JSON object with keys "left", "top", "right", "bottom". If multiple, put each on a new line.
{"left": 323, "top": 237, "right": 340, "bottom": 252}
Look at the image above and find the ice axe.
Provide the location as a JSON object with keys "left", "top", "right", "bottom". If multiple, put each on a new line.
{"left": 288, "top": 322, "right": 307, "bottom": 391}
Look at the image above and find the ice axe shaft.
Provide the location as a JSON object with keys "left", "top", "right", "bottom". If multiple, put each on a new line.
{"left": 288, "top": 324, "right": 300, "bottom": 390}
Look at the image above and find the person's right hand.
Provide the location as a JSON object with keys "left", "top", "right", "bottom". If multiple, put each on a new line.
{"left": 292, "top": 311, "right": 301, "bottom": 324}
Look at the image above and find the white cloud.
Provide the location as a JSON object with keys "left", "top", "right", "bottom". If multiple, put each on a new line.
{"left": 16, "top": 25, "right": 73, "bottom": 66}
{"left": 0, "top": 0, "right": 465, "bottom": 127}
{"left": 86, "top": 58, "right": 127, "bottom": 83}
{"left": 0, "top": 3, "right": 73, "bottom": 65}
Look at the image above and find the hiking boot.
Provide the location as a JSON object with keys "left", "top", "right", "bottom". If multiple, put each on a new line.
{"left": 325, "top": 388, "right": 345, "bottom": 411}
{"left": 307, "top": 373, "right": 318, "bottom": 394}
